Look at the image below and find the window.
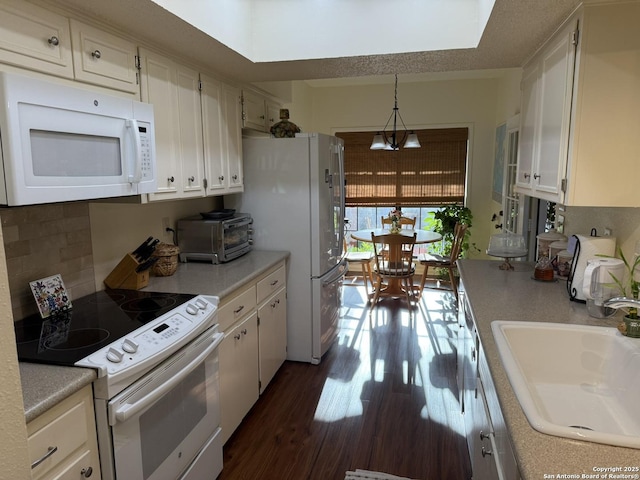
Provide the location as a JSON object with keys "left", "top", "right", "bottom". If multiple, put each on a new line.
{"left": 336, "top": 128, "right": 468, "bottom": 208}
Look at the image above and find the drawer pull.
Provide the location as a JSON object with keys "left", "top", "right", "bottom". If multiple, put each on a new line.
{"left": 479, "top": 430, "right": 491, "bottom": 441}
{"left": 270, "top": 279, "right": 279, "bottom": 286}
{"left": 47, "top": 36, "right": 59, "bottom": 46}
{"left": 233, "top": 305, "right": 245, "bottom": 315}
{"left": 81, "top": 466, "right": 93, "bottom": 477}
{"left": 481, "top": 446, "right": 493, "bottom": 457}
{"left": 91, "top": 49, "right": 101, "bottom": 59}
{"left": 31, "top": 445, "right": 58, "bottom": 469}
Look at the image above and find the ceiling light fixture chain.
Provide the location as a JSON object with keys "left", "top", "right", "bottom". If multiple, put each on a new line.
{"left": 370, "top": 74, "right": 421, "bottom": 151}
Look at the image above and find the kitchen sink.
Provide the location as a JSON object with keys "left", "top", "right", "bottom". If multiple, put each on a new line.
{"left": 491, "top": 321, "right": 640, "bottom": 449}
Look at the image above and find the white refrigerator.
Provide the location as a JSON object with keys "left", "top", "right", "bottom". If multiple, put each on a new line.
{"left": 229, "top": 133, "right": 346, "bottom": 364}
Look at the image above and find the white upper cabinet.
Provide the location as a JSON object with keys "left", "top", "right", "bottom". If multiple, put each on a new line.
{"left": 201, "top": 75, "right": 244, "bottom": 195}
{"left": 0, "top": 0, "right": 73, "bottom": 78}
{"left": 242, "top": 89, "right": 268, "bottom": 131}
{"left": 517, "top": 2, "right": 640, "bottom": 207}
{"left": 516, "top": 16, "right": 576, "bottom": 203}
{"left": 242, "top": 89, "right": 282, "bottom": 133}
{"left": 223, "top": 83, "right": 244, "bottom": 193}
{"left": 139, "top": 48, "right": 205, "bottom": 201}
{"left": 69, "top": 19, "right": 139, "bottom": 95}
{"left": 140, "top": 48, "right": 243, "bottom": 201}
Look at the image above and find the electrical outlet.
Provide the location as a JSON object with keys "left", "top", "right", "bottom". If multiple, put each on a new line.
{"left": 162, "top": 217, "right": 171, "bottom": 237}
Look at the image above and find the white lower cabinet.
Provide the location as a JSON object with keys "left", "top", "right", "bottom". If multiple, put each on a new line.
{"left": 218, "top": 261, "right": 287, "bottom": 443}
{"left": 257, "top": 286, "right": 287, "bottom": 394}
{"left": 27, "top": 384, "right": 101, "bottom": 480}
{"left": 459, "top": 283, "right": 519, "bottom": 480}
{"left": 219, "top": 310, "right": 259, "bottom": 444}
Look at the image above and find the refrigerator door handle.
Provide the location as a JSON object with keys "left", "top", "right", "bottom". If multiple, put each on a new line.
{"left": 316, "top": 257, "right": 348, "bottom": 285}
{"left": 336, "top": 142, "right": 346, "bottom": 261}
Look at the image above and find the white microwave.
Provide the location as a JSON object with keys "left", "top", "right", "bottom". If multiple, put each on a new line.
{"left": 0, "top": 72, "right": 156, "bottom": 206}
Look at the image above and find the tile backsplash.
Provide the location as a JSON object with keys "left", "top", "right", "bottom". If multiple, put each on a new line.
{"left": 1, "top": 202, "right": 95, "bottom": 321}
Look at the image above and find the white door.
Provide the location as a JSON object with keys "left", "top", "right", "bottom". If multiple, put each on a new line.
{"left": 310, "top": 134, "right": 345, "bottom": 277}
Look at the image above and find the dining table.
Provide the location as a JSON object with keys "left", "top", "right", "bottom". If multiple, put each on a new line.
{"left": 348, "top": 228, "right": 442, "bottom": 298}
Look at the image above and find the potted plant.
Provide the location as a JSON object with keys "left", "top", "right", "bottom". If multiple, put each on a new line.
{"left": 428, "top": 205, "right": 476, "bottom": 257}
{"left": 602, "top": 247, "right": 640, "bottom": 337}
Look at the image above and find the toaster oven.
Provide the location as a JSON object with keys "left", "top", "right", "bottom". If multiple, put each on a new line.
{"left": 177, "top": 213, "right": 253, "bottom": 264}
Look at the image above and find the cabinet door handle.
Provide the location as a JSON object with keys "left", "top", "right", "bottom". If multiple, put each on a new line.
{"left": 234, "top": 333, "right": 241, "bottom": 340}
{"left": 48, "top": 36, "right": 59, "bottom": 46}
{"left": 219, "top": 175, "right": 225, "bottom": 182}
{"left": 241, "top": 328, "right": 248, "bottom": 335}
{"left": 188, "top": 176, "right": 195, "bottom": 182}
{"left": 168, "top": 176, "right": 175, "bottom": 183}
{"left": 91, "top": 49, "right": 101, "bottom": 59}
{"left": 81, "top": 466, "right": 93, "bottom": 477}
{"left": 31, "top": 446, "right": 58, "bottom": 469}
{"left": 481, "top": 446, "right": 493, "bottom": 457}
{"left": 533, "top": 173, "right": 540, "bottom": 180}
{"left": 232, "top": 174, "right": 239, "bottom": 182}
{"left": 479, "top": 430, "right": 491, "bottom": 441}
{"left": 523, "top": 173, "right": 530, "bottom": 179}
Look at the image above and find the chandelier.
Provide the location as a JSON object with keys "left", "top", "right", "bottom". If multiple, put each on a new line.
{"left": 370, "top": 74, "right": 421, "bottom": 151}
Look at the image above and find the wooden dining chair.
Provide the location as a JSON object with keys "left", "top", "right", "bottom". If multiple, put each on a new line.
{"left": 343, "top": 235, "right": 375, "bottom": 295}
{"left": 370, "top": 232, "right": 417, "bottom": 310}
{"left": 417, "top": 222, "right": 468, "bottom": 301}
{"left": 381, "top": 215, "right": 416, "bottom": 229}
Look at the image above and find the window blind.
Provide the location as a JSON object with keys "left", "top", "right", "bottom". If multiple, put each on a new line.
{"left": 337, "top": 128, "right": 468, "bottom": 207}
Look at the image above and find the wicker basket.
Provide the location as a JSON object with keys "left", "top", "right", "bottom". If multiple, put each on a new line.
{"left": 151, "top": 243, "right": 180, "bottom": 276}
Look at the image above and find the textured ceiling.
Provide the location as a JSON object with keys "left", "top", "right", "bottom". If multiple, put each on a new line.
{"left": 49, "top": 0, "right": 581, "bottom": 84}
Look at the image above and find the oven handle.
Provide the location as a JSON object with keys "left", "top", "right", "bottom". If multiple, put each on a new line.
{"left": 112, "top": 332, "right": 223, "bottom": 424}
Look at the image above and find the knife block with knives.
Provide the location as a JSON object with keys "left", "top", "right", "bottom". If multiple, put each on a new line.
{"left": 104, "top": 237, "right": 160, "bottom": 290}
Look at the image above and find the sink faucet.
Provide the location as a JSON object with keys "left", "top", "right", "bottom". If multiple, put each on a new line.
{"left": 603, "top": 296, "right": 640, "bottom": 310}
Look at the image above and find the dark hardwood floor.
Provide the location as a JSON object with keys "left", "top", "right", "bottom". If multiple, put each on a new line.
{"left": 219, "top": 283, "right": 472, "bottom": 480}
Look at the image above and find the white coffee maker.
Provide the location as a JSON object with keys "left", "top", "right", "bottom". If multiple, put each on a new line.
{"left": 582, "top": 258, "right": 625, "bottom": 318}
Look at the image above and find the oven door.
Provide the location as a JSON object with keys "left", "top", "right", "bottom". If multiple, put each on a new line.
{"left": 107, "top": 326, "right": 223, "bottom": 480}
{"left": 220, "top": 216, "right": 253, "bottom": 261}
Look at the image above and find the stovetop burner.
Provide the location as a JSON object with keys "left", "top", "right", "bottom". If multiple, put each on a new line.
{"left": 14, "top": 289, "right": 196, "bottom": 366}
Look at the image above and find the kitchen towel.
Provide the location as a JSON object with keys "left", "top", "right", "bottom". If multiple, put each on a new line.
{"left": 569, "top": 234, "right": 616, "bottom": 301}
{"left": 345, "top": 470, "right": 416, "bottom": 480}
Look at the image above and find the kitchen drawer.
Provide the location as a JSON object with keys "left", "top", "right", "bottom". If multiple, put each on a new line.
{"left": 257, "top": 265, "right": 286, "bottom": 304}
{"left": 27, "top": 385, "right": 101, "bottom": 480}
{"left": 218, "top": 284, "right": 257, "bottom": 332}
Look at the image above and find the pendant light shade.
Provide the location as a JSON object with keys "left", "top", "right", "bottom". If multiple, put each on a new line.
{"left": 370, "top": 74, "right": 420, "bottom": 151}
{"left": 404, "top": 132, "right": 421, "bottom": 148}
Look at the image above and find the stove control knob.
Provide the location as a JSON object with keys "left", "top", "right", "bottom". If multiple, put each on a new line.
{"left": 106, "top": 347, "right": 124, "bottom": 363}
{"left": 186, "top": 304, "right": 198, "bottom": 315}
{"left": 122, "top": 338, "right": 139, "bottom": 354}
{"left": 195, "top": 298, "right": 208, "bottom": 310}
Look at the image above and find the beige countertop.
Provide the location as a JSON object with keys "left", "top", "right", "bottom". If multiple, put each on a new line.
{"left": 20, "top": 250, "right": 289, "bottom": 423}
{"left": 143, "top": 250, "right": 289, "bottom": 297}
{"left": 458, "top": 259, "right": 640, "bottom": 479}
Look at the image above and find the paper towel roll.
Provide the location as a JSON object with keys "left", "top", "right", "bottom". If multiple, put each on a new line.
{"left": 569, "top": 234, "right": 616, "bottom": 301}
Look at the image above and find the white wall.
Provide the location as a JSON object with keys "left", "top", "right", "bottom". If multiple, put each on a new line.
{"left": 89, "top": 197, "right": 219, "bottom": 290}
{"left": 289, "top": 73, "right": 523, "bottom": 256}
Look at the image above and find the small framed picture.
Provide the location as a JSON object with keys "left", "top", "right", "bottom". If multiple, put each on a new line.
{"left": 29, "top": 274, "right": 72, "bottom": 318}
